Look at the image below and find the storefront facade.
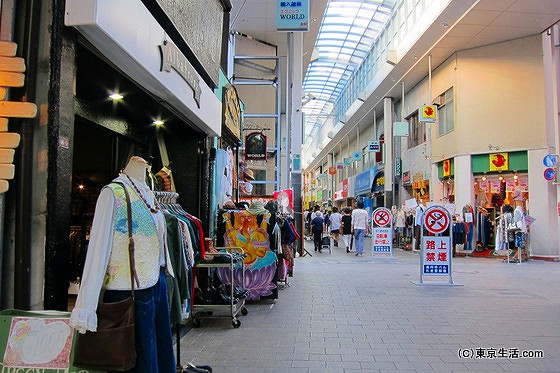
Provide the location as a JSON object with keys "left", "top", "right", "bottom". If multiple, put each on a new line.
{"left": 0, "top": 0, "right": 230, "bottom": 311}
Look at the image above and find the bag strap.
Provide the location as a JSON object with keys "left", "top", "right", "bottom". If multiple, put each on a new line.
{"left": 112, "top": 182, "right": 140, "bottom": 297}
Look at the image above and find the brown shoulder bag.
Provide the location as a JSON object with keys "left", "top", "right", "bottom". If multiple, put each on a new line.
{"left": 73, "top": 182, "right": 138, "bottom": 371}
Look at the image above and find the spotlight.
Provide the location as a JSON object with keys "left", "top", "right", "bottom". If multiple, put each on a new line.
{"left": 109, "top": 93, "right": 123, "bottom": 100}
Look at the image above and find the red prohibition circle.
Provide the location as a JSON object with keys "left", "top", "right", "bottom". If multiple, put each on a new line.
{"left": 373, "top": 208, "right": 391, "bottom": 227}
{"left": 423, "top": 208, "right": 449, "bottom": 234}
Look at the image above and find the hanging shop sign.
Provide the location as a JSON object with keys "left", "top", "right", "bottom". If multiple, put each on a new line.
{"left": 395, "top": 158, "right": 402, "bottom": 177}
{"left": 0, "top": 41, "right": 37, "bottom": 194}
{"left": 222, "top": 84, "right": 242, "bottom": 143}
{"left": 371, "top": 171, "right": 384, "bottom": 194}
{"left": 160, "top": 40, "right": 202, "bottom": 108}
{"left": 442, "top": 159, "right": 451, "bottom": 177}
{"left": 402, "top": 171, "right": 411, "bottom": 185}
{"left": 336, "top": 162, "right": 344, "bottom": 170}
{"left": 355, "top": 169, "right": 371, "bottom": 193}
{"left": 342, "top": 179, "right": 348, "bottom": 198}
{"left": 328, "top": 166, "right": 336, "bottom": 175}
{"left": 393, "top": 121, "right": 409, "bottom": 136}
{"left": 489, "top": 152, "right": 508, "bottom": 172}
{"left": 419, "top": 105, "right": 437, "bottom": 122}
{"left": 276, "top": 0, "right": 309, "bottom": 31}
{"left": 343, "top": 157, "right": 352, "bottom": 166}
{"left": 245, "top": 132, "right": 267, "bottom": 160}
{"left": 368, "top": 140, "right": 380, "bottom": 152}
{"left": 351, "top": 151, "right": 362, "bottom": 161}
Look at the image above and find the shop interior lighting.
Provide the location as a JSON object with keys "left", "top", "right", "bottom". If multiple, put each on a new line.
{"left": 513, "top": 173, "right": 518, "bottom": 180}
{"left": 109, "top": 93, "right": 124, "bottom": 100}
{"left": 153, "top": 119, "right": 164, "bottom": 126}
{"left": 481, "top": 175, "right": 487, "bottom": 181}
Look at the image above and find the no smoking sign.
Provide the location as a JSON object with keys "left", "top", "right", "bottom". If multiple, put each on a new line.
{"left": 423, "top": 207, "right": 450, "bottom": 234}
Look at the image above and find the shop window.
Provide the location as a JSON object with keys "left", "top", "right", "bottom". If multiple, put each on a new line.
{"left": 437, "top": 88, "right": 454, "bottom": 136}
{"left": 407, "top": 111, "right": 424, "bottom": 148}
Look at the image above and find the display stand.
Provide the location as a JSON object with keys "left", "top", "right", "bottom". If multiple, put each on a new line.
{"left": 371, "top": 207, "right": 393, "bottom": 257}
{"left": 412, "top": 206, "right": 462, "bottom": 286}
{"left": 192, "top": 248, "right": 248, "bottom": 328}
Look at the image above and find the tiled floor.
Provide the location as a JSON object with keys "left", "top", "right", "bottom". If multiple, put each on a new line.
{"left": 179, "top": 237, "right": 560, "bottom": 372}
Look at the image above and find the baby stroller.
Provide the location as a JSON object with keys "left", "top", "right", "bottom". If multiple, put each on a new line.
{"left": 320, "top": 234, "right": 331, "bottom": 254}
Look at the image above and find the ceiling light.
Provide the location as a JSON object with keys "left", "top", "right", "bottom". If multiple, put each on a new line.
{"left": 109, "top": 93, "right": 123, "bottom": 100}
{"left": 153, "top": 120, "right": 164, "bottom": 126}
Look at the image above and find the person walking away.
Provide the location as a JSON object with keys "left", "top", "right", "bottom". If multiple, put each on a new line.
{"left": 413, "top": 202, "right": 425, "bottom": 252}
{"left": 394, "top": 207, "right": 406, "bottom": 248}
{"left": 329, "top": 207, "right": 342, "bottom": 247}
{"left": 351, "top": 200, "right": 369, "bottom": 256}
{"left": 341, "top": 208, "right": 353, "bottom": 252}
{"left": 324, "top": 210, "right": 330, "bottom": 232}
{"left": 311, "top": 211, "right": 325, "bottom": 252}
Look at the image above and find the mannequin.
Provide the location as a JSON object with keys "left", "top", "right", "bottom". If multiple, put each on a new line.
{"left": 70, "top": 156, "right": 176, "bottom": 373}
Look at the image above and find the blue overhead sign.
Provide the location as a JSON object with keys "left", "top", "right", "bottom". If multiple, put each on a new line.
{"left": 355, "top": 169, "right": 371, "bottom": 192}
{"left": 276, "top": 1, "right": 309, "bottom": 31}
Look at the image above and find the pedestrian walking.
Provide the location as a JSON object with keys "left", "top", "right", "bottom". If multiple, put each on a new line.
{"left": 351, "top": 200, "right": 369, "bottom": 256}
{"left": 311, "top": 211, "right": 325, "bottom": 252}
{"left": 329, "top": 206, "right": 342, "bottom": 247}
{"left": 341, "top": 207, "right": 353, "bottom": 252}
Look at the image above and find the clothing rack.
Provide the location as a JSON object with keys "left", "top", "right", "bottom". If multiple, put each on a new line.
{"left": 154, "top": 190, "right": 179, "bottom": 204}
{"left": 154, "top": 190, "right": 186, "bottom": 371}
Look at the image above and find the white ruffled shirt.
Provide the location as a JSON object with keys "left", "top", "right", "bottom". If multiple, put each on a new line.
{"left": 70, "top": 175, "right": 172, "bottom": 333}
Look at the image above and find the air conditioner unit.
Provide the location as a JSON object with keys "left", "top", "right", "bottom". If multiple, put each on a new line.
{"left": 327, "top": 131, "right": 334, "bottom": 139}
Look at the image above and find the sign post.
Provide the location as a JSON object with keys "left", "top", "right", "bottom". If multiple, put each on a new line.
{"left": 413, "top": 206, "right": 462, "bottom": 286}
{"left": 371, "top": 207, "right": 393, "bottom": 257}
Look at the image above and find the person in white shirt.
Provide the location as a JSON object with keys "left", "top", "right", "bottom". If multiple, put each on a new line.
{"left": 329, "top": 206, "right": 343, "bottom": 247}
{"left": 351, "top": 200, "right": 369, "bottom": 256}
{"left": 413, "top": 203, "right": 425, "bottom": 251}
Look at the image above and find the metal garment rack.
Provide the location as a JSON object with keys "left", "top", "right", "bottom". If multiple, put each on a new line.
{"left": 192, "top": 247, "right": 248, "bottom": 328}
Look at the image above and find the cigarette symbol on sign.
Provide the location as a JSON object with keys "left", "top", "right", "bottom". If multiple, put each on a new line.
{"left": 424, "top": 208, "right": 449, "bottom": 234}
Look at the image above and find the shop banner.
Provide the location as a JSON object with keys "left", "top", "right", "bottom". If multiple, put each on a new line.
{"left": 478, "top": 179, "right": 489, "bottom": 192}
{"left": 505, "top": 178, "right": 515, "bottom": 192}
{"left": 245, "top": 132, "right": 267, "bottom": 160}
{"left": 443, "top": 159, "right": 451, "bottom": 177}
{"left": 276, "top": 0, "right": 309, "bottom": 31}
{"left": 489, "top": 152, "right": 508, "bottom": 171}
{"left": 328, "top": 166, "right": 336, "bottom": 175}
{"left": 490, "top": 178, "right": 501, "bottom": 193}
{"left": 342, "top": 179, "right": 348, "bottom": 198}
{"left": 355, "top": 169, "right": 371, "bottom": 192}
{"left": 519, "top": 176, "right": 528, "bottom": 192}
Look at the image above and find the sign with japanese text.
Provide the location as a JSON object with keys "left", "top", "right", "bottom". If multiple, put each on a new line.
{"left": 342, "top": 179, "right": 348, "bottom": 198}
{"left": 420, "top": 206, "right": 453, "bottom": 280}
{"left": 328, "top": 166, "right": 336, "bottom": 175}
{"left": 276, "top": 0, "right": 309, "bottom": 31}
{"left": 372, "top": 227, "right": 392, "bottom": 254}
{"left": 372, "top": 207, "right": 393, "bottom": 256}
{"left": 422, "top": 236, "right": 450, "bottom": 275}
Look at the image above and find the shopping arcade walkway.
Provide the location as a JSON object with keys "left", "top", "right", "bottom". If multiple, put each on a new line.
{"left": 179, "top": 237, "right": 560, "bottom": 372}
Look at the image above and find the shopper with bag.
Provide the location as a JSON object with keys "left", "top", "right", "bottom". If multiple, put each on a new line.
{"left": 329, "top": 206, "right": 342, "bottom": 247}
{"left": 341, "top": 207, "right": 353, "bottom": 253}
{"left": 70, "top": 156, "right": 176, "bottom": 373}
{"left": 311, "top": 211, "right": 325, "bottom": 252}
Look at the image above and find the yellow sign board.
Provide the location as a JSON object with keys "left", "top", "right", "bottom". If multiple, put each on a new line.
{"left": 489, "top": 152, "right": 508, "bottom": 172}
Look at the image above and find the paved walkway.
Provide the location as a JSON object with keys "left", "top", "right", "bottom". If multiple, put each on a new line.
{"left": 179, "top": 236, "right": 560, "bottom": 372}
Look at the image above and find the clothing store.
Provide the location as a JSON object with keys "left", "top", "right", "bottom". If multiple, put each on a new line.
{"left": 62, "top": 2, "right": 226, "bottom": 371}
